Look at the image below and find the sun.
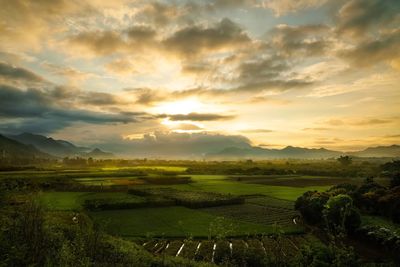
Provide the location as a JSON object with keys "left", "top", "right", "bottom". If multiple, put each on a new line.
{"left": 153, "top": 98, "right": 203, "bottom": 115}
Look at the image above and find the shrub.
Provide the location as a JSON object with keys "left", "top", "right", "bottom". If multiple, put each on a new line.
{"left": 296, "top": 243, "right": 359, "bottom": 267}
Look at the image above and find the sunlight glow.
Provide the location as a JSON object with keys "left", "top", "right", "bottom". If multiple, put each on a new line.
{"left": 153, "top": 98, "right": 203, "bottom": 115}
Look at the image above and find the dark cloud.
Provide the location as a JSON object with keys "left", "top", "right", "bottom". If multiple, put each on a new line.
{"left": 129, "top": 88, "right": 167, "bottom": 105}
{"left": 137, "top": 2, "right": 183, "bottom": 26}
{"left": 181, "top": 62, "right": 212, "bottom": 74}
{"left": 0, "top": 84, "right": 151, "bottom": 134}
{"left": 0, "top": 85, "right": 50, "bottom": 118}
{"left": 267, "top": 24, "right": 331, "bottom": 58}
{"left": 339, "top": 30, "right": 400, "bottom": 67}
{"left": 352, "top": 119, "right": 393, "bottom": 126}
{"left": 163, "top": 18, "right": 250, "bottom": 58}
{"left": 125, "top": 25, "right": 157, "bottom": 40}
{"left": 323, "top": 118, "right": 394, "bottom": 127}
{"left": 67, "top": 26, "right": 157, "bottom": 56}
{"left": 159, "top": 112, "right": 235, "bottom": 121}
{"left": 238, "top": 57, "right": 289, "bottom": 82}
{"left": 233, "top": 77, "right": 313, "bottom": 93}
{"left": 68, "top": 31, "right": 125, "bottom": 56}
{"left": 79, "top": 92, "right": 120, "bottom": 106}
{"left": 210, "top": 0, "right": 257, "bottom": 9}
{"left": 336, "top": 0, "right": 400, "bottom": 38}
{"left": 0, "top": 61, "right": 46, "bottom": 85}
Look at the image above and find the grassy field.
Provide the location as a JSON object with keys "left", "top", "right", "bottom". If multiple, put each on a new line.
{"left": 89, "top": 206, "right": 301, "bottom": 238}
{"left": 34, "top": 171, "right": 361, "bottom": 239}
{"left": 102, "top": 166, "right": 188, "bottom": 172}
{"left": 161, "top": 175, "right": 332, "bottom": 201}
{"left": 38, "top": 192, "right": 146, "bottom": 211}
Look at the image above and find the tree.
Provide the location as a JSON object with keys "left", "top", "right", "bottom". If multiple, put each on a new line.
{"left": 295, "top": 191, "right": 330, "bottom": 224}
{"left": 323, "top": 194, "right": 361, "bottom": 234}
{"left": 337, "top": 156, "right": 352, "bottom": 166}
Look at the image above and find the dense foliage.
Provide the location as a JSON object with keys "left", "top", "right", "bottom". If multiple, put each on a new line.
{"left": 295, "top": 191, "right": 361, "bottom": 233}
{"left": 0, "top": 197, "right": 212, "bottom": 267}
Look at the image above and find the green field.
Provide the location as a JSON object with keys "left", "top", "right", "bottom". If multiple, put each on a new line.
{"left": 162, "top": 175, "right": 332, "bottom": 201}
{"left": 89, "top": 206, "right": 301, "bottom": 238}
{"left": 38, "top": 192, "right": 146, "bottom": 211}
{"left": 34, "top": 172, "right": 365, "bottom": 239}
{"left": 102, "top": 166, "right": 188, "bottom": 172}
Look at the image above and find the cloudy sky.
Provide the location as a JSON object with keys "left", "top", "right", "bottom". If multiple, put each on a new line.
{"left": 0, "top": 0, "right": 399, "bottom": 152}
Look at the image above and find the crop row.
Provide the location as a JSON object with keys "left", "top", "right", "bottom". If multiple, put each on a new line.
{"left": 200, "top": 204, "right": 299, "bottom": 226}
{"left": 83, "top": 195, "right": 175, "bottom": 210}
{"left": 128, "top": 188, "right": 244, "bottom": 208}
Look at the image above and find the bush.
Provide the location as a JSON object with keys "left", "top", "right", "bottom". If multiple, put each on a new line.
{"left": 296, "top": 243, "right": 359, "bottom": 267}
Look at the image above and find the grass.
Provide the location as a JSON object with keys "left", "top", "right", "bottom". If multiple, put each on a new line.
{"left": 38, "top": 192, "right": 88, "bottom": 211}
{"left": 199, "top": 204, "right": 300, "bottom": 227}
{"left": 35, "top": 173, "right": 343, "bottom": 239}
{"left": 159, "top": 175, "right": 332, "bottom": 201}
{"left": 38, "top": 192, "right": 145, "bottom": 211}
{"left": 102, "top": 166, "right": 187, "bottom": 172}
{"left": 89, "top": 206, "right": 301, "bottom": 238}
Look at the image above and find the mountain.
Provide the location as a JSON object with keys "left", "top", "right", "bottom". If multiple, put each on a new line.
{"left": 349, "top": 145, "right": 400, "bottom": 158}
{"left": 8, "top": 133, "right": 89, "bottom": 157}
{"left": 83, "top": 148, "right": 114, "bottom": 159}
{"left": 209, "top": 144, "right": 400, "bottom": 159}
{"left": 3, "top": 132, "right": 399, "bottom": 160}
{"left": 208, "top": 146, "right": 342, "bottom": 159}
{"left": 0, "top": 134, "right": 51, "bottom": 159}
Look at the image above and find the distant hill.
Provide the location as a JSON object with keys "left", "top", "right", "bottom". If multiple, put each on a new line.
{"left": 207, "top": 145, "right": 342, "bottom": 159}
{"left": 349, "top": 145, "right": 400, "bottom": 158}
{"left": 0, "top": 134, "right": 51, "bottom": 159}
{"left": 3, "top": 132, "right": 399, "bottom": 160}
{"left": 83, "top": 148, "right": 114, "bottom": 159}
{"left": 8, "top": 133, "right": 89, "bottom": 157}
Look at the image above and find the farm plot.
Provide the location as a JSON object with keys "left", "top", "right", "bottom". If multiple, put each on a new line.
{"left": 128, "top": 188, "right": 244, "bottom": 208}
{"left": 234, "top": 175, "right": 354, "bottom": 187}
{"left": 246, "top": 195, "right": 295, "bottom": 210}
{"left": 141, "top": 236, "right": 304, "bottom": 264}
{"left": 38, "top": 191, "right": 147, "bottom": 211}
{"left": 199, "top": 204, "right": 300, "bottom": 229}
{"left": 89, "top": 206, "right": 279, "bottom": 238}
{"left": 168, "top": 175, "right": 331, "bottom": 201}
{"left": 83, "top": 195, "right": 174, "bottom": 211}
{"left": 101, "top": 166, "right": 188, "bottom": 173}
{"left": 75, "top": 175, "right": 191, "bottom": 186}
{"left": 178, "top": 240, "right": 200, "bottom": 260}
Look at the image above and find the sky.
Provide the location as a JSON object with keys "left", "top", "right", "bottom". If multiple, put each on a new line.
{"left": 0, "top": 0, "right": 399, "bottom": 152}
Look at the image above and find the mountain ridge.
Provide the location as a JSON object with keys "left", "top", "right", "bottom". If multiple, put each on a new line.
{"left": 0, "top": 134, "right": 51, "bottom": 159}
{"left": 2, "top": 132, "right": 400, "bottom": 159}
